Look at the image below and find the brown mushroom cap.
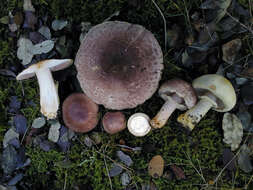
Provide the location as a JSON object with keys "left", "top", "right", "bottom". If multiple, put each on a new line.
{"left": 75, "top": 21, "right": 163, "bottom": 110}
{"left": 102, "top": 112, "right": 126, "bottom": 134}
{"left": 159, "top": 79, "right": 197, "bottom": 110}
{"left": 62, "top": 93, "right": 99, "bottom": 133}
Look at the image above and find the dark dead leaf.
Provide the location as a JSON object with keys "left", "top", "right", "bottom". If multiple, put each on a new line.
{"left": 237, "top": 111, "right": 251, "bottom": 131}
{"left": 8, "top": 96, "right": 21, "bottom": 113}
{"left": 222, "top": 39, "right": 242, "bottom": 64}
{"left": 13, "top": 12, "right": 23, "bottom": 26}
{"left": 1, "top": 145, "right": 18, "bottom": 175}
{"left": 23, "top": 11, "right": 37, "bottom": 30}
{"left": 109, "top": 163, "right": 123, "bottom": 177}
{"left": 170, "top": 165, "right": 186, "bottom": 180}
{"left": 121, "top": 172, "right": 131, "bottom": 186}
{"left": 241, "top": 67, "right": 253, "bottom": 78}
{"left": 7, "top": 173, "right": 23, "bottom": 186}
{"left": 3, "top": 129, "right": 19, "bottom": 148}
{"left": 166, "top": 25, "right": 182, "bottom": 48}
{"left": 241, "top": 83, "right": 253, "bottom": 105}
{"left": 29, "top": 31, "right": 46, "bottom": 44}
{"left": 116, "top": 151, "right": 133, "bottom": 166}
{"left": 222, "top": 148, "right": 236, "bottom": 171}
{"left": 13, "top": 114, "right": 27, "bottom": 135}
{"left": 238, "top": 144, "right": 253, "bottom": 173}
{"left": 8, "top": 138, "right": 20, "bottom": 149}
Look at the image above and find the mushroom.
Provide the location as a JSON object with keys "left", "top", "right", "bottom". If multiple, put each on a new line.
{"left": 102, "top": 112, "right": 126, "bottom": 134}
{"left": 127, "top": 113, "right": 151, "bottom": 137}
{"left": 62, "top": 93, "right": 99, "bottom": 133}
{"left": 150, "top": 79, "right": 197, "bottom": 129}
{"left": 74, "top": 21, "right": 163, "bottom": 110}
{"left": 177, "top": 74, "right": 236, "bottom": 131}
{"left": 16, "top": 59, "right": 73, "bottom": 119}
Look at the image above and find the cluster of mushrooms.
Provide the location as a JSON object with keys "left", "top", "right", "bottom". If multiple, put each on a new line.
{"left": 16, "top": 21, "right": 237, "bottom": 137}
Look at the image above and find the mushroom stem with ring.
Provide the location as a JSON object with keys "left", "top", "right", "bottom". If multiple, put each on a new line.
{"left": 150, "top": 95, "right": 179, "bottom": 128}
{"left": 177, "top": 96, "right": 215, "bottom": 131}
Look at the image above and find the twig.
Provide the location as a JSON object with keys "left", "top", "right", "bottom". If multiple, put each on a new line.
{"left": 103, "top": 145, "right": 113, "bottom": 190}
{"left": 184, "top": 151, "right": 207, "bottom": 184}
{"left": 63, "top": 171, "right": 67, "bottom": 190}
{"left": 225, "top": 11, "right": 253, "bottom": 35}
{"left": 244, "top": 174, "right": 253, "bottom": 189}
{"left": 151, "top": 0, "right": 167, "bottom": 51}
{"left": 213, "top": 135, "right": 250, "bottom": 185}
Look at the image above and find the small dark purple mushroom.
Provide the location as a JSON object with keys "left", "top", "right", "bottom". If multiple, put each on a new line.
{"left": 102, "top": 112, "right": 126, "bottom": 134}
{"left": 74, "top": 21, "right": 163, "bottom": 110}
{"left": 150, "top": 79, "right": 197, "bottom": 129}
{"left": 62, "top": 93, "right": 99, "bottom": 133}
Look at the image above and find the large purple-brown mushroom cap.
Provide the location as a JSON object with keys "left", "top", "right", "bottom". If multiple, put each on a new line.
{"left": 75, "top": 21, "right": 163, "bottom": 110}
{"left": 62, "top": 93, "right": 99, "bottom": 133}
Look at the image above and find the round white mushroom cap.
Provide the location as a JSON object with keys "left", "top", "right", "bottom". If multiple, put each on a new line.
{"left": 192, "top": 74, "right": 236, "bottom": 112}
{"left": 74, "top": 21, "right": 163, "bottom": 110}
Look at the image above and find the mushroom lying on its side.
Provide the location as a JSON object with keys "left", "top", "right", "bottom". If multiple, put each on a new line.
{"left": 150, "top": 79, "right": 197, "bottom": 129}
{"left": 16, "top": 59, "right": 73, "bottom": 119}
{"left": 177, "top": 74, "right": 236, "bottom": 131}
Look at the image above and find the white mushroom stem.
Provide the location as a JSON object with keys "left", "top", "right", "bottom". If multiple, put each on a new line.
{"left": 177, "top": 97, "right": 215, "bottom": 131}
{"left": 150, "top": 98, "right": 177, "bottom": 129}
{"left": 36, "top": 67, "right": 59, "bottom": 119}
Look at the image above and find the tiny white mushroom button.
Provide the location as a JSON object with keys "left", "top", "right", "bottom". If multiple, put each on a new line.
{"left": 127, "top": 113, "right": 151, "bottom": 137}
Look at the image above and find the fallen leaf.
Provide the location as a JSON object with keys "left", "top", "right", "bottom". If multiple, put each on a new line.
{"left": 170, "top": 164, "right": 186, "bottom": 180}
{"left": 222, "top": 113, "right": 243, "bottom": 151}
{"left": 32, "top": 117, "right": 46, "bottom": 129}
{"left": 13, "top": 114, "right": 27, "bottom": 135}
{"left": 29, "top": 32, "right": 46, "bottom": 44}
{"left": 17, "top": 37, "right": 34, "bottom": 65}
{"left": 116, "top": 151, "right": 133, "bottom": 167}
{"left": 32, "top": 40, "right": 54, "bottom": 55}
{"left": 3, "top": 128, "right": 19, "bottom": 148}
{"left": 38, "top": 26, "right": 51, "bottom": 39}
{"left": 1, "top": 145, "right": 18, "bottom": 175}
{"left": 237, "top": 111, "right": 251, "bottom": 131}
{"left": 23, "top": 11, "right": 37, "bottom": 30}
{"left": 109, "top": 163, "right": 123, "bottom": 177}
{"left": 222, "top": 39, "right": 242, "bottom": 64}
{"left": 7, "top": 173, "right": 23, "bottom": 186}
{"left": 48, "top": 121, "right": 61, "bottom": 143}
{"left": 121, "top": 172, "right": 131, "bottom": 186}
{"left": 222, "top": 148, "right": 236, "bottom": 171}
{"left": 23, "top": 0, "right": 35, "bottom": 12}
{"left": 241, "top": 83, "right": 253, "bottom": 105}
{"left": 238, "top": 144, "right": 253, "bottom": 173}
{"left": 0, "top": 16, "right": 9, "bottom": 24}
{"left": 52, "top": 19, "right": 68, "bottom": 31}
